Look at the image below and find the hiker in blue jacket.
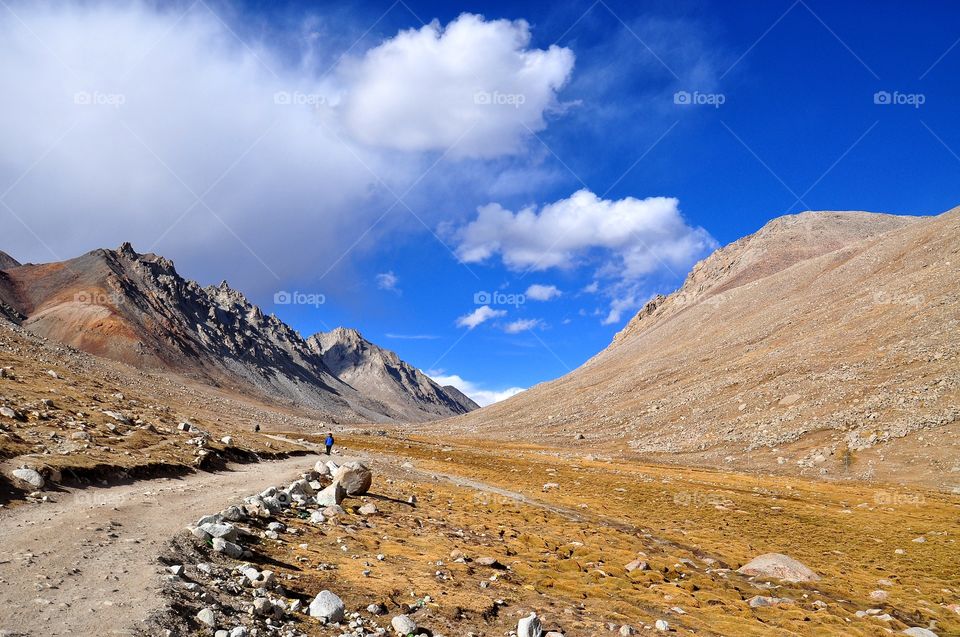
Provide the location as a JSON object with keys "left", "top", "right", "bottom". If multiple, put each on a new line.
{"left": 325, "top": 432, "right": 334, "bottom": 455}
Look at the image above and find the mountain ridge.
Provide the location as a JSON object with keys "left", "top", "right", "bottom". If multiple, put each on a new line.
{"left": 0, "top": 243, "right": 472, "bottom": 423}
{"left": 306, "top": 327, "right": 479, "bottom": 421}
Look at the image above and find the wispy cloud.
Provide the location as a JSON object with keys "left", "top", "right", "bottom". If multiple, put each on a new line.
{"left": 455, "top": 305, "right": 506, "bottom": 329}
{"left": 385, "top": 333, "right": 440, "bottom": 340}
{"left": 504, "top": 318, "right": 542, "bottom": 333}
{"left": 376, "top": 271, "right": 399, "bottom": 292}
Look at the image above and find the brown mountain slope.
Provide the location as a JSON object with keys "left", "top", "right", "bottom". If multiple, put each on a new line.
{"left": 435, "top": 208, "right": 960, "bottom": 486}
{"left": 306, "top": 327, "right": 478, "bottom": 422}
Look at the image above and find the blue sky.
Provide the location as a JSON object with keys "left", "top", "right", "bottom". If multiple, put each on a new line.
{"left": 1, "top": 1, "right": 959, "bottom": 405}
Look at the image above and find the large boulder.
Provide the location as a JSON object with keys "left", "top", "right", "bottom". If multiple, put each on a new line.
{"left": 334, "top": 462, "right": 372, "bottom": 496}
{"left": 737, "top": 553, "right": 820, "bottom": 582}
{"left": 309, "top": 590, "right": 345, "bottom": 623}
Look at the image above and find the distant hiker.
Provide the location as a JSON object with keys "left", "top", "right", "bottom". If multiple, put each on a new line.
{"left": 325, "top": 432, "right": 334, "bottom": 455}
{"left": 254, "top": 423, "right": 260, "bottom": 432}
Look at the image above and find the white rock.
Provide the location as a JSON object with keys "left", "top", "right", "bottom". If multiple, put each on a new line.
{"left": 212, "top": 538, "right": 243, "bottom": 558}
{"left": 220, "top": 436, "right": 233, "bottom": 445}
{"left": 197, "top": 608, "right": 216, "bottom": 627}
{"left": 737, "top": 553, "right": 820, "bottom": 582}
{"left": 517, "top": 612, "right": 542, "bottom": 637}
{"left": 200, "top": 522, "right": 238, "bottom": 542}
{"left": 391, "top": 614, "right": 418, "bottom": 635}
{"left": 12, "top": 468, "right": 44, "bottom": 489}
{"left": 655, "top": 619, "right": 670, "bottom": 631}
{"left": 315, "top": 482, "right": 346, "bottom": 507}
{"left": 333, "top": 462, "right": 373, "bottom": 496}
{"left": 309, "top": 590, "right": 345, "bottom": 623}
{"left": 903, "top": 628, "right": 938, "bottom": 637}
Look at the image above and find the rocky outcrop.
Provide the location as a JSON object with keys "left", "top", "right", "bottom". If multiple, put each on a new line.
{"left": 307, "top": 327, "right": 478, "bottom": 422}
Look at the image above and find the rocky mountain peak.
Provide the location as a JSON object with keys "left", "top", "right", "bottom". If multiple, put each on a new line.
{"left": 0, "top": 250, "right": 21, "bottom": 270}
{"left": 306, "top": 328, "right": 478, "bottom": 417}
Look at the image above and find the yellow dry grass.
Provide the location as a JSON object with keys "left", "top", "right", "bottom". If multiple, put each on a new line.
{"left": 254, "top": 433, "right": 959, "bottom": 636}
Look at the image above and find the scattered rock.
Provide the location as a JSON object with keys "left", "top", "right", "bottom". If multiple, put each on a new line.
{"left": 333, "top": 461, "right": 373, "bottom": 496}
{"left": 902, "top": 629, "right": 938, "bottom": 637}
{"left": 391, "top": 614, "right": 418, "bottom": 635}
{"left": 212, "top": 538, "right": 243, "bottom": 558}
{"left": 655, "top": 619, "right": 670, "bottom": 632}
{"left": 196, "top": 607, "right": 216, "bottom": 628}
{"left": 309, "top": 590, "right": 345, "bottom": 623}
{"left": 517, "top": 612, "right": 542, "bottom": 637}
{"left": 748, "top": 595, "right": 792, "bottom": 608}
{"left": 737, "top": 553, "right": 820, "bottom": 582}
{"left": 12, "top": 468, "right": 44, "bottom": 489}
{"left": 315, "top": 481, "right": 346, "bottom": 507}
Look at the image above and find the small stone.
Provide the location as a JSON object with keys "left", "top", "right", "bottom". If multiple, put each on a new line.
{"left": 212, "top": 538, "right": 243, "bottom": 558}
{"left": 220, "top": 436, "right": 233, "bottom": 445}
{"left": 902, "top": 629, "right": 938, "bottom": 637}
{"left": 624, "top": 559, "right": 648, "bottom": 572}
{"left": 655, "top": 619, "right": 670, "bottom": 631}
{"left": 167, "top": 565, "right": 184, "bottom": 577}
{"left": 748, "top": 595, "right": 791, "bottom": 608}
{"left": 196, "top": 607, "right": 216, "bottom": 627}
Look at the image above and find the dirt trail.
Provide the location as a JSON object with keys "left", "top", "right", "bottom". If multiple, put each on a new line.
{"left": 0, "top": 455, "right": 318, "bottom": 637}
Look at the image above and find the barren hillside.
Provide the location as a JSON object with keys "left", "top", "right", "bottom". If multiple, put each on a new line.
{"left": 434, "top": 208, "right": 960, "bottom": 487}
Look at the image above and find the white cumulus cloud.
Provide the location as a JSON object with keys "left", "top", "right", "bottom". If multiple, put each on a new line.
{"left": 340, "top": 13, "right": 574, "bottom": 158}
{"left": 456, "top": 189, "right": 715, "bottom": 276}
{"left": 455, "top": 305, "right": 506, "bottom": 329}
{"left": 0, "top": 4, "right": 576, "bottom": 297}
{"left": 525, "top": 283, "right": 561, "bottom": 301}
{"left": 428, "top": 371, "right": 525, "bottom": 407}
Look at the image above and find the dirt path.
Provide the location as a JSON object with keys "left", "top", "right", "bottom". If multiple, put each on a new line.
{"left": 0, "top": 455, "right": 319, "bottom": 637}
